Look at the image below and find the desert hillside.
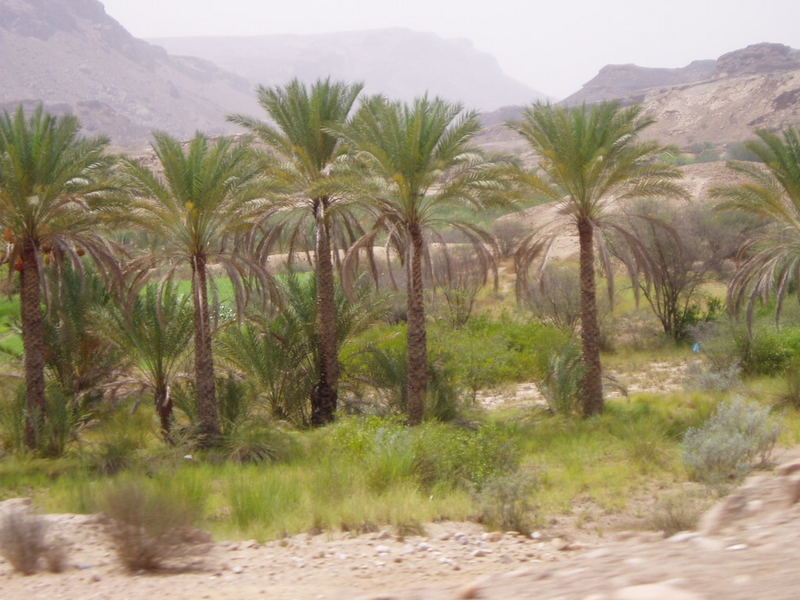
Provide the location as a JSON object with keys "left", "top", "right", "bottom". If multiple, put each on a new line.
{"left": 480, "top": 43, "right": 800, "bottom": 153}
{"left": 0, "top": 0, "right": 259, "bottom": 146}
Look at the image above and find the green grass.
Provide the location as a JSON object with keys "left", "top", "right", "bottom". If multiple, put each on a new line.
{"left": 5, "top": 387, "right": 796, "bottom": 541}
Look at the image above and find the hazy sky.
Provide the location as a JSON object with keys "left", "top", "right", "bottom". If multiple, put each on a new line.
{"left": 101, "top": 0, "right": 800, "bottom": 98}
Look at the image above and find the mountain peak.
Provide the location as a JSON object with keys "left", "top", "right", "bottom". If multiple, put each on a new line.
{"left": 714, "top": 42, "right": 800, "bottom": 78}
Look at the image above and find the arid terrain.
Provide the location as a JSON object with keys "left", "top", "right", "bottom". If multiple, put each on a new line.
{"left": 2, "top": 446, "right": 800, "bottom": 600}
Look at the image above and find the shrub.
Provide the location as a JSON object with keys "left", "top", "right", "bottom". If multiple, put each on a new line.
{"left": 474, "top": 470, "right": 537, "bottom": 534}
{"left": 411, "top": 422, "right": 520, "bottom": 491}
{"left": 0, "top": 506, "right": 48, "bottom": 574}
{"left": 100, "top": 480, "right": 211, "bottom": 571}
{"left": 646, "top": 489, "right": 714, "bottom": 536}
{"left": 521, "top": 263, "right": 582, "bottom": 332}
{"left": 536, "top": 342, "right": 584, "bottom": 416}
{"left": 684, "top": 361, "right": 741, "bottom": 393}
{"left": 683, "top": 397, "right": 780, "bottom": 486}
{"left": 0, "top": 506, "right": 64, "bottom": 574}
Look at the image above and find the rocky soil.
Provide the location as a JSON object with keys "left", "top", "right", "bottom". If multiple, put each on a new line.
{"left": 2, "top": 449, "right": 800, "bottom": 600}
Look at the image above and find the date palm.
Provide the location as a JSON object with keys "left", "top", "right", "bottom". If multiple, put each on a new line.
{"left": 508, "top": 102, "right": 683, "bottom": 416}
{"left": 712, "top": 127, "right": 800, "bottom": 326}
{"left": 96, "top": 281, "right": 194, "bottom": 441}
{"left": 121, "top": 132, "right": 268, "bottom": 447}
{"left": 0, "top": 106, "right": 115, "bottom": 450}
{"left": 228, "top": 78, "right": 364, "bottom": 426}
{"left": 332, "top": 95, "right": 515, "bottom": 424}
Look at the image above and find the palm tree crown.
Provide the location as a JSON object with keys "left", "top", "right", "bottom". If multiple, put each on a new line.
{"left": 713, "top": 127, "right": 800, "bottom": 324}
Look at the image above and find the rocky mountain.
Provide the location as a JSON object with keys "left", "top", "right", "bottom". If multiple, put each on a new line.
{"left": 478, "top": 43, "right": 800, "bottom": 153}
{"left": 562, "top": 60, "right": 716, "bottom": 106}
{"left": 0, "top": 0, "right": 259, "bottom": 147}
{"left": 150, "top": 29, "right": 546, "bottom": 112}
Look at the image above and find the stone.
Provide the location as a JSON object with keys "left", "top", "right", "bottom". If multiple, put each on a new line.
{"left": 614, "top": 584, "right": 704, "bottom": 600}
{"left": 376, "top": 545, "right": 391, "bottom": 554}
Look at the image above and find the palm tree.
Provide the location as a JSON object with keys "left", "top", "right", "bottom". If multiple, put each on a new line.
{"left": 121, "top": 132, "right": 267, "bottom": 447}
{"left": 332, "top": 95, "right": 515, "bottom": 424}
{"left": 712, "top": 127, "right": 800, "bottom": 326}
{"left": 95, "top": 281, "right": 194, "bottom": 441}
{"left": 228, "top": 78, "right": 364, "bottom": 426}
{"left": 0, "top": 106, "right": 114, "bottom": 450}
{"left": 508, "top": 102, "right": 683, "bottom": 416}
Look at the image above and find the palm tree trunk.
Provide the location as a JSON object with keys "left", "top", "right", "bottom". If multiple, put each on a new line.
{"left": 406, "top": 223, "right": 427, "bottom": 425}
{"left": 191, "top": 254, "right": 220, "bottom": 446}
{"left": 311, "top": 199, "right": 339, "bottom": 426}
{"left": 154, "top": 382, "right": 172, "bottom": 443}
{"left": 577, "top": 217, "right": 604, "bottom": 416}
{"left": 20, "top": 240, "right": 46, "bottom": 450}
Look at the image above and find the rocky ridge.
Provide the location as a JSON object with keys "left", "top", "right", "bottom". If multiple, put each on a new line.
{"left": 0, "top": 0, "right": 258, "bottom": 146}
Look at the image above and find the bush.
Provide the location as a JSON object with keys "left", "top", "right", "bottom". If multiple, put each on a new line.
{"left": 683, "top": 397, "right": 780, "bottom": 486}
{"left": 684, "top": 361, "right": 741, "bottom": 393}
{"left": 474, "top": 470, "right": 537, "bottom": 534}
{"left": 100, "top": 480, "right": 211, "bottom": 571}
{"left": 646, "top": 489, "right": 714, "bottom": 536}
{"left": 536, "top": 342, "right": 584, "bottom": 416}
{"left": 521, "top": 263, "right": 582, "bottom": 333}
{"left": 0, "top": 506, "right": 48, "bottom": 574}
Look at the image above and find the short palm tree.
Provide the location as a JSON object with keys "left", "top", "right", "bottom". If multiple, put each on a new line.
{"left": 228, "top": 78, "right": 364, "bottom": 426}
{"left": 712, "top": 127, "right": 800, "bottom": 325}
{"left": 508, "top": 102, "right": 683, "bottom": 416}
{"left": 0, "top": 106, "right": 114, "bottom": 449}
{"left": 121, "top": 132, "right": 267, "bottom": 446}
{"left": 333, "top": 95, "right": 515, "bottom": 424}
{"left": 96, "top": 281, "right": 194, "bottom": 441}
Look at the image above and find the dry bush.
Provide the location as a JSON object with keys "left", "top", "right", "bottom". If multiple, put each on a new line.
{"left": 521, "top": 263, "right": 582, "bottom": 332}
{"left": 0, "top": 506, "right": 48, "bottom": 575}
{"left": 43, "top": 537, "right": 69, "bottom": 573}
{"left": 492, "top": 218, "right": 528, "bottom": 258}
{"left": 101, "top": 481, "right": 211, "bottom": 571}
{"left": 646, "top": 489, "right": 715, "bottom": 536}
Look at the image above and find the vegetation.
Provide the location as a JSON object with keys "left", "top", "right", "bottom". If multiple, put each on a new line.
{"left": 333, "top": 95, "right": 515, "bottom": 423}
{"left": 2, "top": 88, "right": 800, "bottom": 557}
{"left": 120, "top": 132, "right": 267, "bottom": 447}
{"left": 229, "top": 78, "right": 364, "bottom": 425}
{"left": 508, "top": 102, "right": 684, "bottom": 415}
{"left": 0, "top": 106, "right": 114, "bottom": 450}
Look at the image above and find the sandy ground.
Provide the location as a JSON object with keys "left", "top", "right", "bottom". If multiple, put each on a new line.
{"left": 2, "top": 447, "right": 800, "bottom": 600}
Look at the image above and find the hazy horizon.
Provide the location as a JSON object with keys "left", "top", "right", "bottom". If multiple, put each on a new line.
{"left": 100, "top": 0, "right": 800, "bottom": 98}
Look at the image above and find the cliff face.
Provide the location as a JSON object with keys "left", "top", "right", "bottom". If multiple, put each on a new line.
{"left": 0, "top": 0, "right": 258, "bottom": 146}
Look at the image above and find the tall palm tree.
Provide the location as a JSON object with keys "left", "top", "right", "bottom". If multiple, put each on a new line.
{"left": 96, "top": 281, "right": 194, "bottom": 441}
{"left": 228, "top": 78, "right": 364, "bottom": 426}
{"left": 121, "top": 132, "right": 267, "bottom": 447}
{"left": 712, "top": 127, "right": 800, "bottom": 325}
{"left": 332, "top": 95, "right": 515, "bottom": 424}
{"left": 508, "top": 102, "right": 683, "bottom": 416}
{"left": 0, "top": 106, "right": 114, "bottom": 450}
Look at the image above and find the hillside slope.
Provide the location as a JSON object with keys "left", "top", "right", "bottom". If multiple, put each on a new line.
{"left": 477, "top": 43, "right": 800, "bottom": 153}
{"left": 0, "top": 0, "right": 258, "bottom": 146}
